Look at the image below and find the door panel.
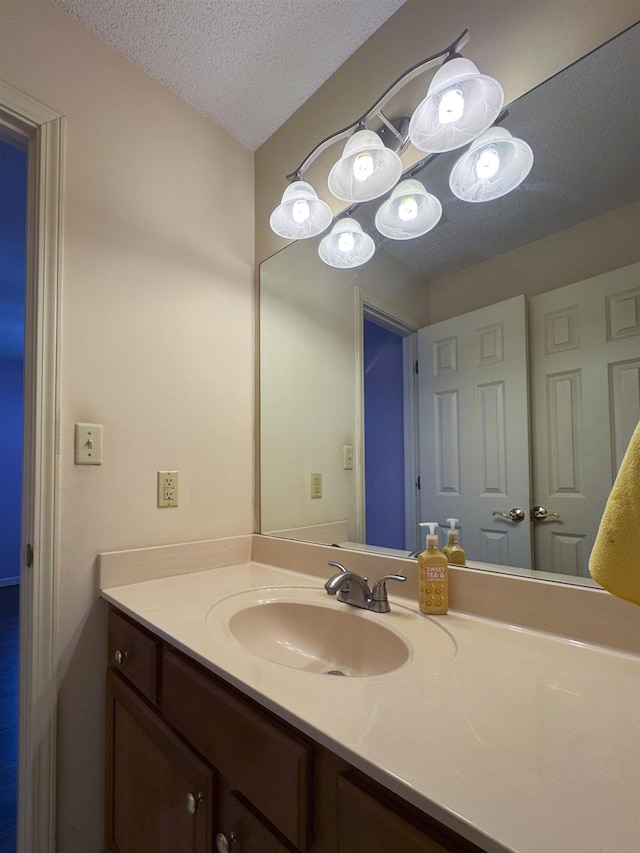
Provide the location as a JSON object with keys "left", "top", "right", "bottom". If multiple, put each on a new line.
{"left": 418, "top": 296, "right": 531, "bottom": 567}
{"left": 529, "top": 263, "right": 640, "bottom": 576}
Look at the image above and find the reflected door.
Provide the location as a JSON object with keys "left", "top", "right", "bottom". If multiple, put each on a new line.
{"left": 417, "top": 296, "right": 532, "bottom": 567}
{"left": 529, "top": 263, "right": 640, "bottom": 577}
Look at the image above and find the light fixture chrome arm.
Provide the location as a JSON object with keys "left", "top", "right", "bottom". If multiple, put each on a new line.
{"left": 285, "top": 29, "right": 471, "bottom": 182}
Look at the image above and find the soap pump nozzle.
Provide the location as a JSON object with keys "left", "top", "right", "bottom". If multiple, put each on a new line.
{"left": 446, "top": 518, "right": 460, "bottom": 542}
{"left": 419, "top": 521, "right": 439, "bottom": 548}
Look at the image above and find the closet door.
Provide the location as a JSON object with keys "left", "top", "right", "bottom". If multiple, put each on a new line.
{"left": 418, "top": 296, "right": 531, "bottom": 568}
{"left": 529, "top": 263, "right": 640, "bottom": 577}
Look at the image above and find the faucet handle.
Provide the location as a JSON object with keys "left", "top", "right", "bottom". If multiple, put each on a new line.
{"left": 327, "top": 560, "right": 348, "bottom": 573}
{"left": 372, "top": 573, "right": 407, "bottom": 597}
{"left": 371, "top": 574, "right": 407, "bottom": 612}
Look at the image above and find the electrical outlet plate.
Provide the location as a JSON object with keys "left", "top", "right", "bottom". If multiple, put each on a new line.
{"left": 343, "top": 445, "right": 353, "bottom": 470}
{"left": 158, "top": 471, "right": 179, "bottom": 507}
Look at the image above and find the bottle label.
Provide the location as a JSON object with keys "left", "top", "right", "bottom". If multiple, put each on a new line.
{"left": 425, "top": 566, "right": 445, "bottom": 581}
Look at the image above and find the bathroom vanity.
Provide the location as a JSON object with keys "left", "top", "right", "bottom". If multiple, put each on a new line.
{"left": 106, "top": 605, "right": 480, "bottom": 852}
{"left": 100, "top": 537, "right": 640, "bottom": 853}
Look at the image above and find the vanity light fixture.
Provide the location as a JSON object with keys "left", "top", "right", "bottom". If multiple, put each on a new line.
{"left": 270, "top": 29, "right": 473, "bottom": 240}
{"left": 269, "top": 180, "right": 333, "bottom": 239}
{"left": 270, "top": 28, "right": 533, "bottom": 268}
{"left": 449, "top": 127, "right": 534, "bottom": 202}
{"left": 318, "top": 218, "right": 375, "bottom": 268}
{"left": 327, "top": 128, "right": 403, "bottom": 203}
{"left": 375, "top": 179, "right": 442, "bottom": 240}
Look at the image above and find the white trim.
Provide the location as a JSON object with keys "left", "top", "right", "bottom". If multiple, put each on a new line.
{"left": 0, "top": 80, "right": 62, "bottom": 853}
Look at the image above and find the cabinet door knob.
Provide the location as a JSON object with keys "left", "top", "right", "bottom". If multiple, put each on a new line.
{"left": 186, "top": 791, "right": 204, "bottom": 815}
{"left": 114, "top": 649, "right": 129, "bottom": 665}
{"left": 216, "top": 832, "right": 238, "bottom": 852}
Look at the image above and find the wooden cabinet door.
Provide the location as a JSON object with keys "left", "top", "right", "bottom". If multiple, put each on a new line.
{"left": 337, "top": 774, "right": 478, "bottom": 853}
{"left": 216, "top": 786, "right": 291, "bottom": 853}
{"left": 106, "top": 671, "right": 215, "bottom": 853}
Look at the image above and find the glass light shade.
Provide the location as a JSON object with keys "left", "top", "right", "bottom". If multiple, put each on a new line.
{"left": 269, "top": 181, "right": 332, "bottom": 239}
{"left": 318, "top": 219, "right": 375, "bottom": 268}
{"left": 375, "top": 179, "right": 442, "bottom": 240}
{"left": 327, "top": 129, "right": 402, "bottom": 202}
{"left": 408, "top": 57, "right": 504, "bottom": 153}
{"left": 449, "top": 127, "right": 534, "bottom": 202}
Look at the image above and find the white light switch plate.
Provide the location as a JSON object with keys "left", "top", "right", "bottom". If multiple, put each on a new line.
{"left": 75, "top": 423, "right": 103, "bottom": 465}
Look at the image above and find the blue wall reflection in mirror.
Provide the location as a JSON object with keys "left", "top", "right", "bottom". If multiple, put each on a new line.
{"left": 364, "top": 319, "right": 405, "bottom": 549}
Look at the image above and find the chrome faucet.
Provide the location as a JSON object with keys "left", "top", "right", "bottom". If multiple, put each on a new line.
{"left": 324, "top": 560, "right": 406, "bottom": 613}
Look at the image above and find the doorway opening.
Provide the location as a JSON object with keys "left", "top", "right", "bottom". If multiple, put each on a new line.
{"left": 0, "top": 134, "right": 27, "bottom": 853}
{"left": 359, "top": 295, "right": 419, "bottom": 553}
{"left": 363, "top": 319, "right": 406, "bottom": 549}
{"left": 1, "top": 81, "right": 63, "bottom": 853}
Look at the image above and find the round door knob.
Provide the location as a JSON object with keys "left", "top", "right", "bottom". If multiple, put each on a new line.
{"left": 186, "top": 791, "right": 203, "bottom": 815}
{"left": 113, "top": 649, "right": 129, "bottom": 665}
{"left": 216, "top": 832, "right": 238, "bottom": 852}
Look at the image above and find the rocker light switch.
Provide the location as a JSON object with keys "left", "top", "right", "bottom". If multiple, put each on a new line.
{"left": 75, "top": 423, "right": 103, "bottom": 465}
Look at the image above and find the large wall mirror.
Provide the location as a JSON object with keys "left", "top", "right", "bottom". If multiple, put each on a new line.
{"left": 259, "top": 24, "right": 640, "bottom": 585}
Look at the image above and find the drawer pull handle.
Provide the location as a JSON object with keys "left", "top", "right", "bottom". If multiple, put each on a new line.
{"left": 114, "top": 649, "right": 130, "bottom": 665}
{"left": 216, "top": 832, "right": 238, "bottom": 852}
{"left": 186, "top": 791, "right": 204, "bottom": 815}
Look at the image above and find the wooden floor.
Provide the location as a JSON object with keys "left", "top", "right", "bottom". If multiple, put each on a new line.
{"left": 0, "top": 585, "right": 18, "bottom": 853}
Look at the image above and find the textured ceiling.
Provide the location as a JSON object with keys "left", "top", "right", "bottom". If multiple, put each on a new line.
{"left": 54, "top": 0, "right": 408, "bottom": 150}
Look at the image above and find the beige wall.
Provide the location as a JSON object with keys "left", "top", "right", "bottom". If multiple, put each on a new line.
{"left": 255, "top": 0, "right": 640, "bottom": 264}
{"left": 0, "top": 1, "right": 254, "bottom": 850}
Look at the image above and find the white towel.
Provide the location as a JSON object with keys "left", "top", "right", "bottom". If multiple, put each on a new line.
{"left": 589, "top": 420, "right": 640, "bottom": 606}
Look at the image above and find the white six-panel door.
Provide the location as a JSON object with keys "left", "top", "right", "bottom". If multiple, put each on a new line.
{"left": 529, "top": 263, "right": 640, "bottom": 577}
{"left": 418, "top": 296, "right": 532, "bottom": 568}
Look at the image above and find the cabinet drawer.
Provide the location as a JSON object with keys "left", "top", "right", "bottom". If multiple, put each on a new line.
{"left": 108, "top": 608, "right": 159, "bottom": 703}
{"left": 161, "top": 647, "right": 311, "bottom": 851}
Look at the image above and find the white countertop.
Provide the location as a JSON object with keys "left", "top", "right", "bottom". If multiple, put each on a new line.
{"left": 101, "top": 561, "right": 640, "bottom": 853}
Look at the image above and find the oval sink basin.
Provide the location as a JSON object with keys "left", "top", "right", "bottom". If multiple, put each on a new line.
{"left": 228, "top": 600, "right": 410, "bottom": 677}
{"left": 207, "top": 586, "right": 457, "bottom": 678}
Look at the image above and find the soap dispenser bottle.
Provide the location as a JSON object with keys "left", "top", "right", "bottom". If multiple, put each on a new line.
{"left": 417, "top": 523, "right": 448, "bottom": 615}
{"left": 442, "top": 517, "right": 466, "bottom": 566}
